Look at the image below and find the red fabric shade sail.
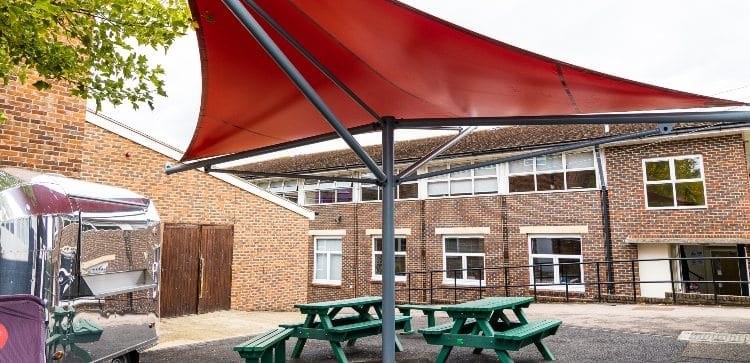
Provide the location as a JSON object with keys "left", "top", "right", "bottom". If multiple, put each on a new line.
{"left": 182, "top": 0, "right": 742, "bottom": 162}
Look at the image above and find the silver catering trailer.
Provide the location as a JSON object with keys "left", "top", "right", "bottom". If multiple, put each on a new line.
{"left": 0, "top": 168, "right": 161, "bottom": 362}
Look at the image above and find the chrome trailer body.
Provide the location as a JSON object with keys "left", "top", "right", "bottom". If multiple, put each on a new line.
{"left": 0, "top": 168, "right": 161, "bottom": 362}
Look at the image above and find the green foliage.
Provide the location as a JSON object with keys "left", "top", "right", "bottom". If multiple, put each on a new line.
{"left": 0, "top": 0, "right": 191, "bottom": 112}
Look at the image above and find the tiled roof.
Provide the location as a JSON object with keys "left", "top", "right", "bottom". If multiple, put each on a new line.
{"left": 234, "top": 122, "right": 732, "bottom": 174}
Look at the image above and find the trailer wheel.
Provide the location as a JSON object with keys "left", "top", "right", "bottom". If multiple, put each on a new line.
{"left": 111, "top": 351, "right": 138, "bottom": 363}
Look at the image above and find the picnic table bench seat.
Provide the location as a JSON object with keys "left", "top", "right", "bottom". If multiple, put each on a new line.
{"left": 234, "top": 328, "right": 294, "bottom": 363}
{"left": 325, "top": 315, "right": 412, "bottom": 334}
{"left": 418, "top": 318, "right": 477, "bottom": 335}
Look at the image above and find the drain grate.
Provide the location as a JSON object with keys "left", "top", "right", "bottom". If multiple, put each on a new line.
{"left": 678, "top": 331, "right": 750, "bottom": 344}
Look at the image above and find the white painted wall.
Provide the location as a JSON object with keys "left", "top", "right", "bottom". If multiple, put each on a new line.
{"left": 637, "top": 244, "right": 674, "bottom": 298}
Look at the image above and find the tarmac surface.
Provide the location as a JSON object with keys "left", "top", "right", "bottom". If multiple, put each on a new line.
{"left": 142, "top": 302, "right": 750, "bottom": 362}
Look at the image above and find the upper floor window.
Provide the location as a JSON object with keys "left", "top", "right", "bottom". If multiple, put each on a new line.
{"left": 267, "top": 179, "right": 299, "bottom": 202}
{"left": 508, "top": 150, "right": 597, "bottom": 193}
{"left": 304, "top": 179, "right": 353, "bottom": 205}
{"left": 372, "top": 236, "right": 407, "bottom": 281}
{"left": 361, "top": 172, "right": 418, "bottom": 201}
{"left": 426, "top": 163, "right": 498, "bottom": 197}
{"left": 443, "top": 236, "right": 485, "bottom": 285}
{"left": 643, "top": 155, "right": 706, "bottom": 209}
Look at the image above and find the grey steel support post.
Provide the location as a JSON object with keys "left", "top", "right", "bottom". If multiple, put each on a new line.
{"left": 381, "top": 116, "right": 396, "bottom": 363}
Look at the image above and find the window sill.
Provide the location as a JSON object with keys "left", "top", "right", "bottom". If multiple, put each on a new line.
{"left": 528, "top": 285, "right": 585, "bottom": 293}
{"left": 311, "top": 281, "right": 342, "bottom": 288}
{"left": 370, "top": 278, "right": 407, "bottom": 285}
{"left": 441, "top": 279, "right": 486, "bottom": 287}
{"left": 645, "top": 205, "right": 708, "bottom": 211}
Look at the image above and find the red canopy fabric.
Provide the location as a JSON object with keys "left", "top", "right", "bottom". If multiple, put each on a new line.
{"left": 182, "top": 0, "right": 743, "bottom": 162}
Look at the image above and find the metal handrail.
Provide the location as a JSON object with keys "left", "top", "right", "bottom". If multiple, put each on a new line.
{"left": 397, "top": 256, "right": 750, "bottom": 305}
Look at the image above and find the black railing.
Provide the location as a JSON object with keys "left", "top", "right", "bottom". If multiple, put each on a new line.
{"left": 398, "top": 256, "right": 750, "bottom": 305}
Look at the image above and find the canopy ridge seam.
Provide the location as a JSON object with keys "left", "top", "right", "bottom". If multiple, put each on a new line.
{"left": 556, "top": 64, "right": 581, "bottom": 113}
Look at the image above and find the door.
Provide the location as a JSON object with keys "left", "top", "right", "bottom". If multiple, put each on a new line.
{"left": 197, "top": 225, "right": 233, "bottom": 313}
{"left": 161, "top": 225, "right": 200, "bottom": 318}
{"left": 711, "top": 250, "right": 741, "bottom": 296}
{"left": 161, "top": 224, "right": 233, "bottom": 317}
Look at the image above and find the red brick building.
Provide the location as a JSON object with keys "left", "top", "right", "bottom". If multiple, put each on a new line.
{"left": 242, "top": 124, "right": 750, "bottom": 303}
{"left": 0, "top": 78, "right": 313, "bottom": 313}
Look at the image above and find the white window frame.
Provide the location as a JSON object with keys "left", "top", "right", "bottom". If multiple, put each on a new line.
{"left": 425, "top": 162, "right": 500, "bottom": 198}
{"left": 371, "top": 236, "right": 407, "bottom": 282}
{"left": 642, "top": 155, "right": 708, "bottom": 210}
{"left": 313, "top": 237, "right": 342, "bottom": 285}
{"left": 442, "top": 235, "right": 486, "bottom": 286}
{"left": 508, "top": 150, "right": 598, "bottom": 194}
{"left": 266, "top": 178, "right": 300, "bottom": 203}
{"left": 527, "top": 234, "right": 584, "bottom": 292}
{"left": 359, "top": 170, "right": 419, "bottom": 202}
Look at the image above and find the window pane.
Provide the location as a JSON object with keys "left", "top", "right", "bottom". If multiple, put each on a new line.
{"left": 398, "top": 183, "right": 418, "bottom": 199}
{"left": 536, "top": 154, "right": 562, "bottom": 171}
{"left": 450, "top": 163, "right": 471, "bottom": 178}
{"left": 330, "top": 254, "right": 342, "bottom": 281}
{"left": 374, "top": 254, "right": 383, "bottom": 275}
{"left": 675, "top": 157, "right": 702, "bottom": 179}
{"left": 445, "top": 256, "right": 463, "bottom": 279}
{"left": 559, "top": 258, "right": 582, "bottom": 284}
{"left": 646, "top": 184, "right": 674, "bottom": 207}
{"left": 553, "top": 238, "right": 582, "bottom": 255}
{"left": 319, "top": 239, "right": 341, "bottom": 252}
{"left": 509, "top": 159, "right": 533, "bottom": 174}
{"left": 305, "top": 179, "right": 318, "bottom": 185}
{"left": 427, "top": 165, "right": 448, "bottom": 180}
{"left": 509, "top": 175, "right": 535, "bottom": 193}
{"left": 645, "top": 160, "right": 671, "bottom": 181}
{"left": 474, "top": 178, "right": 498, "bottom": 194}
{"left": 305, "top": 191, "right": 318, "bottom": 205}
{"left": 395, "top": 256, "right": 406, "bottom": 275}
{"left": 566, "top": 170, "right": 597, "bottom": 189}
{"left": 536, "top": 173, "right": 564, "bottom": 191}
{"left": 319, "top": 180, "right": 335, "bottom": 189}
{"left": 458, "top": 238, "right": 483, "bottom": 253}
{"left": 315, "top": 254, "right": 327, "bottom": 280}
{"left": 395, "top": 238, "right": 407, "bottom": 252}
{"left": 566, "top": 151, "right": 594, "bottom": 169}
{"left": 319, "top": 190, "right": 335, "bottom": 204}
{"left": 531, "top": 238, "right": 553, "bottom": 254}
{"left": 474, "top": 164, "right": 497, "bottom": 177}
{"left": 336, "top": 188, "right": 352, "bottom": 203}
{"left": 374, "top": 238, "right": 383, "bottom": 252}
{"left": 450, "top": 179, "right": 472, "bottom": 195}
{"left": 428, "top": 181, "right": 449, "bottom": 196}
{"left": 269, "top": 181, "right": 283, "bottom": 192}
{"left": 361, "top": 185, "right": 380, "bottom": 201}
{"left": 445, "top": 238, "right": 458, "bottom": 253}
{"left": 466, "top": 256, "right": 484, "bottom": 280}
{"left": 533, "top": 258, "right": 554, "bottom": 284}
{"left": 283, "top": 180, "right": 297, "bottom": 191}
{"left": 675, "top": 181, "right": 705, "bottom": 206}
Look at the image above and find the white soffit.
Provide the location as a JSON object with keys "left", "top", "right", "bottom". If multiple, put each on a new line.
{"left": 519, "top": 225, "right": 589, "bottom": 234}
{"left": 86, "top": 111, "right": 315, "bottom": 220}
{"left": 435, "top": 227, "right": 491, "bottom": 235}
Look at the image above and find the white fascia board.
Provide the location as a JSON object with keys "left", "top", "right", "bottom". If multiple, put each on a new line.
{"left": 86, "top": 111, "right": 315, "bottom": 220}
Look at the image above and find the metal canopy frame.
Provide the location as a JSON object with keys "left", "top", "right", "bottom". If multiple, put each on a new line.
{"left": 167, "top": 1, "right": 750, "bottom": 362}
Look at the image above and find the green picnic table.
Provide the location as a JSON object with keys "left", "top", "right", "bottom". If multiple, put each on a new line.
{"left": 418, "top": 297, "right": 561, "bottom": 363}
{"left": 289, "top": 296, "right": 411, "bottom": 363}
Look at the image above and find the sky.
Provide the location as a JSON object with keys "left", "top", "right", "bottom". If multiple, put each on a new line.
{"left": 95, "top": 0, "right": 750, "bottom": 159}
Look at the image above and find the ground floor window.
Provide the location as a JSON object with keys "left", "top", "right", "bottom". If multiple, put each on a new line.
{"left": 314, "top": 237, "right": 342, "bottom": 284}
{"left": 529, "top": 235, "right": 583, "bottom": 290}
{"left": 443, "top": 236, "right": 485, "bottom": 285}
{"left": 372, "top": 236, "right": 407, "bottom": 281}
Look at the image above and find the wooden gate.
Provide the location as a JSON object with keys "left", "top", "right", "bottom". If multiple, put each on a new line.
{"left": 160, "top": 224, "right": 233, "bottom": 317}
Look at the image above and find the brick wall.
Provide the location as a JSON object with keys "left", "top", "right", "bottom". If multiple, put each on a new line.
{"left": 80, "top": 123, "right": 310, "bottom": 311}
{"left": 606, "top": 135, "right": 750, "bottom": 240}
{"left": 307, "top": 190, "right": 607, "bottom": 302}
{"left": 0, "top": 77, "right": 85, "bottom": 176}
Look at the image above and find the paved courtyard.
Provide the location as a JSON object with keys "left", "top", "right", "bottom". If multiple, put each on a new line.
{"left": 142, "top": 302, "right": 750, "bottom": 362}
